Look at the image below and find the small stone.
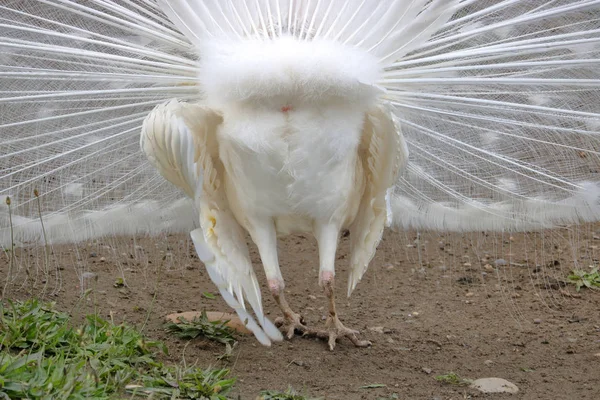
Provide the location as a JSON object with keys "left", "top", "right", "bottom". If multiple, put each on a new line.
{"left": 594, "top": 353, "right": 600, "bottom": 358}
{"left": 307, "top": 295, "right": 317, "bottom": 300}
{"left": 590, "top": 245, "right": 598, "bottom": 250}
{"left": 463, "top": 262, "right": 472, "bottom": 267}
{"left": 385, "top": 264, "right": 395, "bottom": 271}
{"left": 465, "top": 292, "right": 474, "bottom": 297}
{"left": 483, "top": 264, "right": 495, "bottom": 272}
{"left": 495, "top": 259, "right": 508, "bottom": 266}
{"left": 89, "top": 252, "right": 97, "bottom": 258}
{"left": 81, "top": 272, "right": 97, "bottom": 280}
{"left": 369, "top": 326, "right": 385, "bottom": 334}
{"left": 412, "top": 311, "right": 419, "bottom": 317}
{"left": 470, "top": 378, "right": 519, "bottom": 394}
{"left": 511, "top": 293, "right": 521, "bottom": 298}
{"left": 422, "top": 367, "right": 432, "bottom": 374}
{"left": 534, "top": 318, "right": 542, "bottom": 324}
{"left": 100, "top": 257, "right": 106, "bottom": 262}
{"left": 484, "top": 359, "right": 494, "bottom": 366}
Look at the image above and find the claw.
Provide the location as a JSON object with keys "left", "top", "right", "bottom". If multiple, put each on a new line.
{"left": 324, "top": 315, "right": 372, "bottom": 351}
{"left": 275, "top": 312, "right": 308, "bottom": 339}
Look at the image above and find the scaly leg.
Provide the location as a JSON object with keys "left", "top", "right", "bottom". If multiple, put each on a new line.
{"left": 246, "top": 217, "right": 309, "bottom": 339}
{"left": 314, "top": 223, "right": 371, "bottom": 351}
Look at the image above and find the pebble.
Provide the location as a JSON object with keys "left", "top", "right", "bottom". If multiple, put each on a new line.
{"left": 100, "top": 257, "right": 106, "bottom": 262}
{"left": 495, "top": 259, "right": 508, "bottom": 266}
{"left": 470, "top": 378, "right": 519, "bottom": 394}
{"left": 307, "top": 295, "right": 317, "bottom": 300}
{"left": 465, "top": 292, "right": 474, "bottom": 297}
{"left": 483, "top": 264, "right": 495, "bottom": 272}
{"left": 534, "top": 318, "right": 542, "bottom": 324}
{"left": 81, "top": 272, "right": 97, "bottom": 280}
{"left": 368, "top": 326, "right": 385, "bottom": 334}
{"left": 484, "top": 359, "right": 494, "bottom": 366}
{"left": 422, "top": 367, "right": 432, "bottom": 374}
{"left": 594, "top": 353, "right": 600, "bottom": 358}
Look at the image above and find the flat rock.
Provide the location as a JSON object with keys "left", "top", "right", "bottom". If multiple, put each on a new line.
{"left": 165, "top": 311, "right": 252, "bottom": 334}
{"left": 470, "top": 378, "right": 519, "bottom": 394}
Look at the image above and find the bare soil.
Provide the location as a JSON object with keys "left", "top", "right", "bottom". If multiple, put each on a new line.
{"left": 2, "top": 225, "right": 599, "bottom": 400}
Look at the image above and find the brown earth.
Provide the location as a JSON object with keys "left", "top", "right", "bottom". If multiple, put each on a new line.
{"left": 1, "top": 225, "right": 599, "bottom": 400}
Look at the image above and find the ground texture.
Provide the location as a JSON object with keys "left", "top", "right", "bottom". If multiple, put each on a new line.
{"left": 2, "top": 226, "right": 599, "bottom": 399}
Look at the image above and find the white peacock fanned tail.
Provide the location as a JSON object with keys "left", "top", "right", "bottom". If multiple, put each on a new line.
{"left": 2, "top": 1, "right": 599, "bottom": 248}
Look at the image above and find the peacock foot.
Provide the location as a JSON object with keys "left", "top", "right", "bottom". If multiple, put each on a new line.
{"left": 309, "top": 315, "right": 372, "bottom": 351}
{"left": 275, "top": 311, "right": 311, "bottom": 339}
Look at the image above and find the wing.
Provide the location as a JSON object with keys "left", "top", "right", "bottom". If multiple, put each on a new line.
{"left": 347, "top": 103, "right": 409, "bottom": 296}
{"left": 141, "top": 100, "right": 282, "bottom": 346}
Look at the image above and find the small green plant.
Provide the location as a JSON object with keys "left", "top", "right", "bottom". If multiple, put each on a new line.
{"left": 568, "top": 266, "right": 600, "bottom": 291}
{"left": 258, "top": 387, "right": 321, "bottom": 400}
{"left": 165, "top": 311, "right": 237, "bottom": 345}
{"left": 360, "top": 383, "right": 386, "bottom": 389}
{"left": 435, "top": 372, "right": 471, "bottom": 386}
{"left": 114, "top": 277, "right": 125, "bottom": 287}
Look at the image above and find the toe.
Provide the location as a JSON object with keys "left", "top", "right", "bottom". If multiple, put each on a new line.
{"left": 328, "top": 333, "right": 337, "bottom": 351}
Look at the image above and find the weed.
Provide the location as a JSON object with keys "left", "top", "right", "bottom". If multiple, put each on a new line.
{"left": 435, "top": 372, "right": 471, "bottom": 386}
{"left": 568, "top": 266, "right": 600, "bottom": 291}
{"left": 165, "top": 311, "right": 237, "bottom": 346}
{"left": 258, "top": 387, "right": 321, "bottom": 400}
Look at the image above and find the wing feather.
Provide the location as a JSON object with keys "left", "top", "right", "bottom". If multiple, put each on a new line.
{"left": 347, "top": 103, "right": 408, "bottom": 296}
{"left": 141, "top": 99, "right": 282, "bottom": 345}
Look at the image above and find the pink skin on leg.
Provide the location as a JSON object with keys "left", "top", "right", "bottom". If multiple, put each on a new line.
{"left": 320, "top": 271, "right": 334, "bottom": 287}
{"left": 268, "top": 279, "right": 283, "bottom": 295}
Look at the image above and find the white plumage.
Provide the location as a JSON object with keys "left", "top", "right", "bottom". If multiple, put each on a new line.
{"left": 1, "top": 0, "right": 599, "bottom": 349}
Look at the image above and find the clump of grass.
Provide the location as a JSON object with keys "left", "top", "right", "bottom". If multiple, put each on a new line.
{"left": 165, "top": 311, "right": 237, "bottom": 346}
{"left": 568, "top": 266, "right": 600, "bottom": 291}
{"left": 0, "top": 299, "right": 235, "bottom": 399}
{"left": 258, "top": 387, "right": 321, "bottom": 400}
{"left": 435, "top": 372, "right": 471, "bottom": 386}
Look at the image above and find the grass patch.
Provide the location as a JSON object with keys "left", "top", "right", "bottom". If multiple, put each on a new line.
{"left": 435, "top": 372, "right": 471, "bottom": 386}
{"left": 0, "top": 299, "right": 235, "bottom": 399}
{"left": 568, "top": 266, "right": 600, "bottom": 291}
{"left": 165, "top": 311, "right": 237, "bottom": 346}
{"left": 258, "top": 387, "right": 321, "bottom": 400}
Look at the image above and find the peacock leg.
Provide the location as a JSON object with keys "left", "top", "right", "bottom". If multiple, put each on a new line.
{"left": 315, "top": 273, "right": 371, "bottom": 350}
{"left": 313, "top": 224, "right": 371, "bottom": 351}
{"left": 270, "top": 285, "right": 311, "bottom": 339}
{"left": 246, "top": 217, "right": 309, "bottom": 339}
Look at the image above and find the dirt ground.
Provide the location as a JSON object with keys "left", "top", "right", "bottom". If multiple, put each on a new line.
{"left": 1, "top": 224, "right": 599, "bottom": 400}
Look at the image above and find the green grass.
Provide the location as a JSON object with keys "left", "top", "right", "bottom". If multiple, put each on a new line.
{"left": 568, "top": 266, "right": 600, "bottom": 291}
{"left": 164, "top": 311, "right": 237, "bottom": 346}
{"left": 0, "top": 299, "right": 235, "bottom": 399}
{"left": 258, "top": 387, "right": 322, "bottom": 400}
{"left": 435, "top": 372, "right": 471, "bottom": 386}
